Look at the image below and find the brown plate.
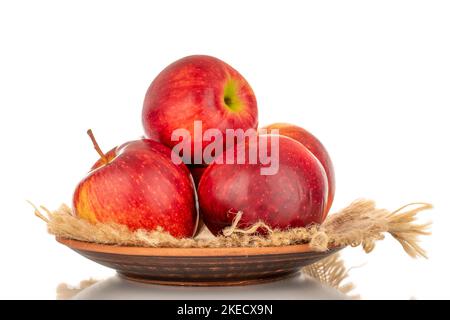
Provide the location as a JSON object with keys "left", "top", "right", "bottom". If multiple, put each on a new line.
{"left": 57, "top": 237, "right": 341, "bottom": 286}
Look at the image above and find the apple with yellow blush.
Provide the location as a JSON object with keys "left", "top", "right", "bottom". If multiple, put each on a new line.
{"left": 72, "top": 130, "right": 198, "bottom": 238}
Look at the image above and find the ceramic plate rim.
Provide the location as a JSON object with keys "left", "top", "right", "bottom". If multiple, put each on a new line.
{"left": 56, "top": 237, "right": 335, "bottom": 257}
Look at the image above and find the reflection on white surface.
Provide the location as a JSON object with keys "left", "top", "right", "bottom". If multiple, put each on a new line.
{"left": 72, "top": 274, "right": 346, "bottom": 300}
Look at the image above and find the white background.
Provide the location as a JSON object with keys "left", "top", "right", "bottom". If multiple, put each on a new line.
{"left": 1, "top": 0, "right": 449, "bottom": 299}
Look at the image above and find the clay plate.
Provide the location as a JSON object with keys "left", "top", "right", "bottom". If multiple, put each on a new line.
{"left": 57, "top": 237, "right": 341, "bottom": 286}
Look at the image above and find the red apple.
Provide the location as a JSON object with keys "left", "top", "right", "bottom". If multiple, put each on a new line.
{"left": 197, "top": 135, "right": 328, "bottom": 235}
{"left": 142, "top": 55, "right": 258, "bottom": 164}
{"left": 261, "top": 123, "right": 335, "bottom": 218}
{"left": 73, "top": 130, "right": 198, "bottom": 238}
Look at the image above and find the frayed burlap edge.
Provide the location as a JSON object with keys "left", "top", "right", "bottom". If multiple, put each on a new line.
{"left": 56, "top": 278, "right": 98, "bottom": 300}
{"left": 32, "top": 199, "right": 432, "bottom": 257}
{"left": 303, "top": 253, "right": 359, "bottom": 299}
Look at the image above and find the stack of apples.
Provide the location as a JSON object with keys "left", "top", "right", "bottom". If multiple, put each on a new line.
{"left": 73, "top": 56, "right": 335, "bottom": 238}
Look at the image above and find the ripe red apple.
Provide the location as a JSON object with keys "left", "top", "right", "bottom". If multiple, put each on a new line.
{"left": 73, "top": 130, "right": 198, "bottom": 238}
{"left": 261, "top": 123, "right": 335, "bottom": 217}
{"left": 142, "top": 55, "right": 258, "bottom": 163}
{"left": 197, "top": 135, "right": 328, "bottom": 235}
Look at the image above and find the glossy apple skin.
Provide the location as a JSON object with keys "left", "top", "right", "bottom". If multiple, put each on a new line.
{"left": 73, "top": 139, "right": 198, "bottom": 238}
{"left": 142, "top": 55, "right": 258, "bottom": 163}
{"left": 261, "top": 123, "right": 335, "bottom": 218}
{"left": 197, "top": 135, "right": 328, "bottom": 235}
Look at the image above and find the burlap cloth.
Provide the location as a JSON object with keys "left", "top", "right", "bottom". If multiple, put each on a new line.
{"left": 32, "top": 199, "right": 432, "bottom": 298}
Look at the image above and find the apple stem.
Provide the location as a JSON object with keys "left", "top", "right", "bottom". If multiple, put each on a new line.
{"left": 87, "top": 129, "right": 108, "bottom": 163}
